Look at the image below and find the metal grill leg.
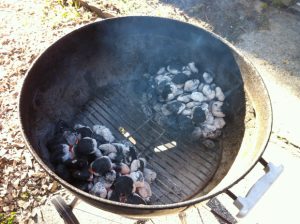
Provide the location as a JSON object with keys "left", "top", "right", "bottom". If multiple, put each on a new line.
{"left": 178, "top": 212, "right": 188, "bottom": 224}
{"left": 51, "top": 196, "right": 80, "bottom": 224}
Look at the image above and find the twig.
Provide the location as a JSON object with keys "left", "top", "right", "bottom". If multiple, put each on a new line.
{"left": 74, "top": 0, "right": 115, "bottom": 18}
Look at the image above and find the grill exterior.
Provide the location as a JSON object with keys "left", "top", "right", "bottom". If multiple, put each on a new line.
{"left": 19, "top": 16, "right": 272, "bottom": 218}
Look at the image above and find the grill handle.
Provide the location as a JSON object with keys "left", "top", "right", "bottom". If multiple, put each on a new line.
{"left": 226, "top": 158, "right": 283, "bottom": 218}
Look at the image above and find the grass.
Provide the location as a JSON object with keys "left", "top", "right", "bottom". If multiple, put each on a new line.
{"left": 42, "top": 0, "right": 93, "bottom": 29}
{"left": 272, "top": 0, "right": 287, "bottom": 7}
{"left": 261, "top": 2, "right": 269, "bottom": 10}
{"left": 0, "top": 212, "right": 16, "bottom": 224}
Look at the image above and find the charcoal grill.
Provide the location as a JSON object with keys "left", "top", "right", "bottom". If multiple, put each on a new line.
{"left": 19, "top": 16, "right": 283, "bottom": 222}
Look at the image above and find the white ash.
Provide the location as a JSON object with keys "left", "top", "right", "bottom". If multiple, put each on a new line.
{"left": 98, "top": 143, "right": 117, "bottom": 155}
{"left": 137, "top": 181, "right": 152, "bottom": 202}
{"left": 211, "top": 101, "right": 225, "bottom": 117}
{"left": 192, "top": 127, "right": 203, "bottom": 139}
{"left": 205, "top": 112, "right": 215, "bottom": 125}
{"left": 202, "top": 139, "right": 216, "bottom": 149}
{"left": 143, "top": 168, "right": 157, "bottom": 183}
{"left": 215, "top": 86, "right": 225, "bottom": 101}
{"left": 177, "top": 94, "right": 191, "bottom": 103}
{"left": 186, "top": 101, "right": 201, "bottom": 109}
{"left": 90, "top": 182, "right": 107, "bottom": 198}
{"left": 202, "top": 84, "right": 216, "bottom": 100}
{"left": 188, "top": 62, "right": 199, "bottom": 73}
{"left": 198, "top": 83, "right": 204, "bottom": 92}
{"left": 161, "top": 104, "right": 172, "bottom": 116}
{"left": 190, "top": 92, "right": 207, "bottom": 102}
{"left": 203, "top": 72, "right": 214, "bottom": 84}
{"left": 157, "top": 67, "right": 166, "bottom": 75}
{"left": 213, "top": 117, "right": 226, "bottom": 129}
{"left": 182, "top": 109, "right": 192, "bottom": 116}
{"left": 146, "top": 62, "right": 227, "bottom": 142}
{"left": 155, "top": 74, "right": 172, "bottom": 85}
{"left": 167, "top": 65, "right": 180, "bottom": 74}
{"left": 184, "top": 79, "right": 200, "bottom": 92}
{"left": 182, "top": 69, "right": 192, "bottom": 76}
{"left": 93, "top": 125, "right": 115, "bottom": 143}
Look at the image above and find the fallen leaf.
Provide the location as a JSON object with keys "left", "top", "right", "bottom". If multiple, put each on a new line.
{"left": 24, "top": 153, "right": 33, "bottom": 168}
{"left": 12, "top": 179, "right": 20, "bottom": 189}
{"left": 17, "top": 200, "right": 25, "bottom": 208}
{"left": 3, "top": 206, "right": 10, "bottom": 212}
{"left": 49, "top": 181, "right": 58, "bottom": 193}
{"left": 0, "top": 148, "right": 8, "bottom": 157}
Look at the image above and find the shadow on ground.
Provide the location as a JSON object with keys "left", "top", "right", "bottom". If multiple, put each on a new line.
{"left": 159, "top": 0, "right": 270, "bottom": 42}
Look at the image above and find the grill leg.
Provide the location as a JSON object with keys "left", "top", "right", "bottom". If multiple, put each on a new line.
{"left": 178, "top": 212, "right": 187, "bottom": 224}
{"left": 51, "top": 195, "right": 80, "bottom": 224}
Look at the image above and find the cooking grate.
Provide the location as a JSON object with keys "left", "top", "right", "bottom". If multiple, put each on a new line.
{"left": 74, "top": 83, "right": 222, "bottom": 205}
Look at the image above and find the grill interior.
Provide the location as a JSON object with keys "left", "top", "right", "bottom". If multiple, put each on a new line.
{"left": 75, "top": 82, "right": 221, "bottom": 204}
{"left": 22, "top": 18, "right": 247, "bottom": 208}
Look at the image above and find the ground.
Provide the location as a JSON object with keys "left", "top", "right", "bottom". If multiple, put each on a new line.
{"left": 0, "top": 0, "right": 299, "bottom": 223}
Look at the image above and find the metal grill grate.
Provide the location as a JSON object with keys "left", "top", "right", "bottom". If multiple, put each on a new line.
{"left": 74, "top": 84, "right": 222, "bottom": 205}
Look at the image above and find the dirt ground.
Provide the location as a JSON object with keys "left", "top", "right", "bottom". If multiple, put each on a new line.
{"left": 0, "top": 0, "right": 299, "bottom": 223}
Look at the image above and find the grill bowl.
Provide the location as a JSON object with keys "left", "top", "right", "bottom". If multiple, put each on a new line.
{"left": 19, "top": 16, "right": 272, "bottom": 218}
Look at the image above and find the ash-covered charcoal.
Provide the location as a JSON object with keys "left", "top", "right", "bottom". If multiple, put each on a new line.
{"left": 202, "top": 84, "right": 216, "bottom": 100}
{"left": 192, "top": 107, "right": 206, "bottom": 124}
{"left": 188, "top": 62, "right": 199, "bottom": 73}
{"left": 190, "top": 92, "right": 206, "bottom": 102}
{"left": 98, "top": 143, "right": 117, "bottom": 155}
{"left": 47, "top": 120, "right": 76, "bottom": 149}
{"left": 72, "top": 168, "right": 93, "bottom": 182}
{"left": 177, "top": 114, "right": 194, "bottom": 132}
{"left": 184, "top": 79, "right": 200, "bottom": 92}
{"left": 177, "top": 94, "right": 191, "bottom": 103}
{"left": 113, "top": 162, "right": 130, "bottom": 175}
{"left": 92, "top": 125, "right": 115, "bottom": 143}
{"left": 90, "top": 181, "right": 107, "bottom": 198}
{"left": 215, "top": 86, "right": 225, "bottom": 101}
{"left": 143, "top": 168, "right": 157, "bottom": 183}
{"left": 172, "top": 73, "right": 189, "bottom": 87}
{"left": 203, "top": 72, "right": 214, "bottom": 84}
{"left": 166, "top": 101, "right": 185, "bottom": 114}
{"left": 143, "top": 62, "right": 227, "bottom": 142}
{"left": 186, "top": 101, "right": 201, "bottom": 109}
{"left": 49, "top": 144, "right": 73, "bottom": 165}
{"left": 167, "top": 65, "right": 181, "bottom": 75}
{"left": 90, "top": 156, "right": 112, "bottom": 176}
{"left": 130, "top": 158, "right": 146, "bottom": 173}
{"left": 137, "top": 181, "right": 152, "bottom": 202}
{"left": 74, "top": 124, "right": 93, "bottom": 138}
{"left": 55, "top": 164, "right": 72, "bottom": 182}
{"left": 127, "top": 193, "right": 147, "bottom": 205}
{"left": 130, "top": 171, "right": 145, "bottom": 188}
{"left": 75, "top": 137, "right": 102, "bottom": 163}
{"left": 47, "top": 123, "right": 156, "bottom": 204}
{"left": 181, "top": 109, "right": 192, "bottom": 116}
{"left": 211, "top": 101, "right": 225, "bottom": 117}
{"left": 109, "top": 176, "right": 134, "bottom": 202}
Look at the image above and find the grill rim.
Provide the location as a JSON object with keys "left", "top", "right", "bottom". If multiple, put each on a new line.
{"left": 18, "top": 15, "right": 272, "bottom": 213}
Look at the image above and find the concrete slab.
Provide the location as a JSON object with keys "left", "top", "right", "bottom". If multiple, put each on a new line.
{"left": 237, "top": 9, "right": 300, "bottom": 146}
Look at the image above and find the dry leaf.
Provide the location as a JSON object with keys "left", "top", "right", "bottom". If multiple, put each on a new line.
{"left": 3, "top": 206, "right": 10, "bottom": 212}
{"left": 17, "top": 200, "right": 25, "bottom": 208}
{"left": 49, "top": 181, "right": 58, "bottom": 193}
{"left": 13, "top": 179, "right": 20, "bottom": 189}
{"left": 24, "top": 153, "right": 33, "bottom": 168}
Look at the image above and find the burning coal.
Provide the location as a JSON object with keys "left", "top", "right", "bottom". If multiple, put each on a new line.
{"left": 47, "top": 120, "right": 156, "bottom": 204}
